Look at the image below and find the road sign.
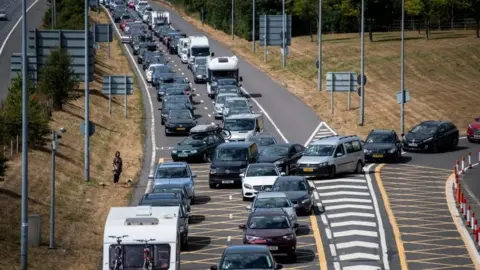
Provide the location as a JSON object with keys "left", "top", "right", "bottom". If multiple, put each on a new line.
{"left": 326, "top": 72, "right": 357, "bottom": 92}
{"left": 357, "top": 74, "right": 367, "bottom": 86}
{"left": 88, "top": 0, "right": 99, "bottom": 7}
{"left": 259, "top": 15, "right": 292, "bottom": 47}
{"left": 102, "top": 75, "right": 134, "bottom": 119}
{"left": 28, "top": 29, "right": 94, "bottom": 81}
{"left": 10, "top": 53, "right": 38, "bottom": 83}
{"left": 80, "top": 121, "right": 95, "bottom": 137}
{"left": 396, "top": 90, "right": 410, "bottom": 104}
{"left": 94, "top": 24, "right": 113, "bottom": 43}
{"left": 357, "top": 87, "right": 361, "bottom": 97}
{"left": 281, "top": 46, "right": 289, "bottom": 56}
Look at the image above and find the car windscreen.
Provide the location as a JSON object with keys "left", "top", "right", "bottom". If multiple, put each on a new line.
{"left": 246, "top": 166, "right": 278, "bottom": 177}
{"left": 217, "top": 87, "right": 238, "bottom": 95}
{"left": 225, "top": 99, "right": 248, "bottom": 108}
{"left": 248, "top": 215, "right": 290, "bottom": 229}
{"left": 164, "top": 102, "right": 186, "bottom": 110}
{"left": 273, "top": 180, "right": 308, "bottom": 191}
{"left": 165, "top": 89, "right": 185, "bottom": 96}
{"left": 218, "top": 79, "right": 237, "bottom": 86}
{"left": 110, "top": 244, "right": 170, "bottom": 269}
{"left": 224, "top": 119, "right": 255, "bottom": 132}
{"left": 228, "top": 107, "right": 251, "bottom": 116}
{"left": 303, "top": 144, "right": 335, "bottom": 156}
{"left": 191, "top": 47, "right": 210, "bottom": 57}
{"left": 182, "top": 135, "right": 208, "bottom": 147}
{"left": 173, "top": 77, "right": 188, "bottom": 83}
{"left": 196, "top": 66, "right": 207, "bottom": 73}
{"left": 216, "top": 95, "right": 235, "bottom": 105}
{"left": 214, "top": 148, "right": 247, "bottom": 161}
{"left": 260, "top": 145, "right": 288, "bottom": 156}
{"left": 152, "top": 187, "right": 186, "bottom": 197}
{"left": 220, "top": 253, "right": 273, "bottom": 269}
{"left": 155, "top": 167, "right": 189, "bottom": 178}
{"left": 366, "top": 133, "right": 395, "bottom": 143}
{"left": 168, "top": 110, "right": 192, "bottom": 119}
{"left": 254, "top": 197, "right": 291, "bottom": 208}
{"left": 250, "top": 137, "right": 276, "bottom": 146}
{"left": 410, "top": 123, "right": 438, "bottom": 135}
{"left": 195, "top": 58, "right": 207, "bottom": 65}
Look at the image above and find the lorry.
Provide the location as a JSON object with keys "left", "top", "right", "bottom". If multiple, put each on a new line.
{"left": 187, "top": 36, "right": 210, "bottom": 65}
{"left": 102, "top": 206, "right": 180, "bottom": 269}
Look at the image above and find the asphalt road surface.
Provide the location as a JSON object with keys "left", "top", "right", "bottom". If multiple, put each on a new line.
{"left": 0, "top": 0, "right": 46, "bottom": 100}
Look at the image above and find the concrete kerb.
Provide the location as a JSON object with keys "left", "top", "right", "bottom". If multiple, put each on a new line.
{"left": 446, "top": 148, "right": 480, "bottom": 267}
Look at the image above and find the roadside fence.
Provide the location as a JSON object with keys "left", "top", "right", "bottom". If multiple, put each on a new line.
{"left": 0, "top": 135, "right": 21, "bottom": 162}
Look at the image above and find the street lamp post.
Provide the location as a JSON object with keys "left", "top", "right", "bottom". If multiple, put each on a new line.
{"left": 49, "top": 127, "right": 66, "bottom": 250}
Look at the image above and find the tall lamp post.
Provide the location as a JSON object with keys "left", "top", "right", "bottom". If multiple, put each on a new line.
{"left": 49, "top": 128, "right": 67, "bottom": 250}
{"left": 400, "top": 0, "right": 406, "bottom": 134}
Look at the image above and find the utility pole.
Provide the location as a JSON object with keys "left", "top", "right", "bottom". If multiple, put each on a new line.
{"left": 231, "top": 0, "right": 234, "bottom": 40}
{"left": 317, "top": 0, "right": 322, "bottom": 91}
{"left": 400, "top": 0, "right": 406, "bottom": 134}
{"left": 49, "top": 132, "right": 57, "bottom": 249}
{"left": 281, "top": 0, "right": 286, "bottom": 69}
{"left": 20, "top": 0, "right": 29, "bottom": 266}
{"left": 84, "top": 0, "right": 90, "bottom": 181}
{"left": 252, "top": 0, "right": 255, "bottom": 53}
{"left": 359, "top": 0, "right": 365, "bottom": 125}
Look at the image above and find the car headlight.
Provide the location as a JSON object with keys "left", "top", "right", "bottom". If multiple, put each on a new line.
{"left": 364, "top": 149, "right": 371, "bottom": 153}
{"left": 172, "top": 150, "right": 177, "bottom": 154}
{"left": 215, "top": 106, "right": 222, "bottom": 112}
{"left": 179, "top": 225, "right": 185, "bottom": 232}
{"left": 317, "top": 162, "right": 328, "bottom": 167}
{"left": 283, "top": 234, "right": 294, "bottom": 240}
{"left": 468, "top": 124, "right": 472, "bottom": 129}
{"left": 388, "top": 147, "right": 397, "bottom": 154}
{"left": 210, "top": 169, "right": 217, "bottom": 174}
{"left": 274, "top": 160, "right": 284, "bottom": 166}
{"left": 243, "top": 183, "right": 252, "bottom": 189}
{"left": 190, "top": 150, "right": 197, "bottom": 154}
{"left": 212, "top": 82, "right": 217, "bottom": 87}
{"left": 246, "top": 235, "right": 261, "bottom": 241}
{"left": 196, "top": 75, "right": 202, "bottom": 78}
{"left": 159, "top": 91, "right": 165, "bottom": 95}
{"left": 289, "top": 213, "right": 296, "bottom": 220}
{"left": 423, "top": 137, "right": 433, "bottom": 142}
{"left": 162, "top": 113, "right": 167, "bottom": 117}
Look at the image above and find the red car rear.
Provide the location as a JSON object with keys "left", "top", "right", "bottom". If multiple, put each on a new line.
{"left": 120, "top": 19, "right": 133, "bottom": 31}
{"left": 467, "top": 117, "right": 480, "bottom": 142}
{"left": 128, "top": 1, "right": 135, "bottom": 8}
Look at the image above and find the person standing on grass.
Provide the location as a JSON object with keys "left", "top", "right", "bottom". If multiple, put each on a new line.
{"left": 112, "top": 151, "right": 123, "bottom": 184}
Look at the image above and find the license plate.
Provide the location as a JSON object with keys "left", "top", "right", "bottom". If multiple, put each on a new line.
{"left": 178, "top": 154, "right": 188, "bottom": 157}
{"left": 409, "top": 143, "right": 418, "bottom": 147}
{"left": 303, "top": 168, "right": 314, "bottom": 172}
{"left": 176, "top": 127, "right": 186, "bottom": 131}
{"left": 372, "top": 154, "right": 384, "bottom": 158}
{"left": 474, "top": 135, "right": 480, "bottom": 139}
{"left": 268, "top": 246, "right": 278, "bottom": 251}
{"left": 222, "top": 180, "right": 234, "bottom": 184}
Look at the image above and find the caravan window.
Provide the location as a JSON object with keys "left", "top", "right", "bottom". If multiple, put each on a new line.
{"left": 212, "top": 70, "right": 237, "bottom": 79}
{"left": 109, "top": 244, "right": 170, "bottom": 269}
{"left": 191, "top": 47, "right": 210, "bottom": 57}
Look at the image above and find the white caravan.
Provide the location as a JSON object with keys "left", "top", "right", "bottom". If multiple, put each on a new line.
{"left": 102, "top": 206, "right": 180, "bottom": 270}
{"left": 187, "top": 36, "right": 210, "bottom": 65}
{"left": 206, "top": 55, "right": 242, "bottom": 96}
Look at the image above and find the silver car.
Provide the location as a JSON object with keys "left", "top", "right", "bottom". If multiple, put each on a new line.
{"left": 246, "top": 191, "right": 297, "bottom": 225}
{"left": 213, "top": 93, "right": 238, "bottom": 119}
{"left": 149, "top": 161, "right": 197, "bottom": 204}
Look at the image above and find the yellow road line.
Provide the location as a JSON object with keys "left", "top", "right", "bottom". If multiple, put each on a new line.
{"left": 375, "top": 164, "right": 408, "bottom": 270}
{"left": 310, "top": 215, "right": 327, "bottom": 270}
{"left": 444, "top": 173, "right": 480, "bottom": 269}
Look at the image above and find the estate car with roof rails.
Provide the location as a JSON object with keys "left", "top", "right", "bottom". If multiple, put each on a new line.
{"left": 296, "top": 135, "right": 365, "bottom": 178}
{"left": 209, "top": 142, "right": 259, "bottom": 188}
{"left": 210, "top": 245, "right": 283, "bottom": 270}
{"left": 363, "top": 129, "right": 402, "bottom": 162}
{"left": 171, "top": 125, "right": 226, "bottom": 162}
{"left": 149, "top": 161, "right": 197, "bottom": 204}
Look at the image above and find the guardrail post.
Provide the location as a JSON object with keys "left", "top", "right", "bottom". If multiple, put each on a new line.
{"left": 461, "top": 156, "right": 465, "bottom": 174}
{"left": 467, "top": 205, "right": 471, "bottom": 226}
{"left": 468, "top": 152, "right": 472, "bottom": 169}
{"left": 456, "top": 160, "right": 460, "bottom": 173}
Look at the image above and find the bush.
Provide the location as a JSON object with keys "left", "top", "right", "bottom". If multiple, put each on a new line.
{"left": 37, "top": 48, "right": 79, "bottom": 110}
{"left": 1, "top": 76, "right": 50, "bottom": 147}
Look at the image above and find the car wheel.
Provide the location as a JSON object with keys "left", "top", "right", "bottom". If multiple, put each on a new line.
{"left": 209, "top": 183, "right": 216, "bottom": 189}
{"left": 354, "top": 161, "right": 363, "bottom": 174}
{"left": 468, "top": 138, "right": 474, "bottom": 143}
{"left": 451, "top": 137, "right": 459, "bottom": 150}
{"left": 202, "top": 153, "right": 209, "bottom": 163}
{"left": 431, "top": 142, "right": 439, "bottom": 153}
{"left": 328, "top": 166, "right": 336, "bottom": 179}
{"left": 191, "top": 197, "right": 195, "bottom": 205}
{"left": 164, "top": 129, "right": 169, "bottom": 136}
{"left": 288, "top": 252, "right": 297, "bottom": 263}
{"left": 242, "top": 195, "right": 248, "bottom": 201}
{"left": 161, "top": 118, "right": 164, "bottom": 125}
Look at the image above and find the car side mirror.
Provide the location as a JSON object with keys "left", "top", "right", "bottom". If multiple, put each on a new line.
{"left": 239, "top": 76, "right": 243, "bottom": 82}
{"left": 212, "top": 101, "right": 216, "bottom": 104}
{"left": 336, "top": 153, "right": 343, "bottom": 157}
{"left": 210, "top": 266, "right": 218, "bottom": 270}
{"left": 309, "top": 186, "right": 315, "bottom": 192}
{"left": 277, "top": 265, "right": 283, "bottom": 270}
{"left": 401, "top": 133, "right": 404, "bottom": 137}
{"left": 361, "top": 140, "right": 365, "bottom": 144}
{"left": 238, "top": 224, "right": 246, "bottom": 229}
{"left": 148, "top": 174, "right": 154, "bottom": 179}
{"left": 211, "top": 52, "right": 215, "bottom": 57}
{"left": 245, "top": 205, "right": 252, "bottom": 210}
{"left": 293, "top": 223, "right": 299, "bottom": 228}
{"left": 280, "top": 172, "right": 286, "bottom": 176}
{"left": 239, "top": 173, "right": 245, "bottom": 177}
{"left": 192, "top": 173, "right": 197, "bottom": 178}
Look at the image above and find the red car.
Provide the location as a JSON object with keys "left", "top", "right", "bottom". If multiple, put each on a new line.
{"left": 120, "top": 19, "right": 133, "bottom": 31}
{"left": 128, "top": 1, "right": 135, "bottom": 9}
{"left": 467, "top": 117, "right": 480, "bottom": 142}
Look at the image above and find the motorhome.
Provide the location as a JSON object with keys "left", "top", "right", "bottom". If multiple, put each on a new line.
{"left": 187, "top": 36, "right": 209, "bottom": 65}
{"left": 102, "top": 206, "right": 180, "bottom": 270}
{"left": 206, "top": 55, "right": 242, "bottom": 97}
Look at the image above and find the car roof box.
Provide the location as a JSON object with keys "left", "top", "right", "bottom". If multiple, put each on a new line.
{"left": 190, "top": 124, "right": 217, "bottom": 134}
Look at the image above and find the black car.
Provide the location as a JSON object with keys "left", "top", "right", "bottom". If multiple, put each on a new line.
{"left": 133, "top": 41, "right": 156, "bottom": 55}
{"left": 143, "top": 53, "right": 164, "bottom": 70}
{"left": 193, "top": 65, "right": 208, "bottom": 83}
{"left": 258, "top": 144, "right": 305, "bottom": 175}
{"left": 209, "top": 142, "right": 259, "bottom": 188}
{"left": 161, "top": 102, "right": 188, "bottom": 125}
{"left": 165, "top": 109, "right": 197, "bottom": 136}
{"left": 271, "top": 176, "right": 315, "bottom": 214}
{"left": 172, "top": 132, "right": 225, "bottom": 162}
{"left": 247, "top": 134, "right": 277, "bottom": 152}
{"left": 161, "top": 95, "right": 193, "bottom": 114}
{"left": 170, "top": 36, "right": 182, "bottom": 54}
{"left": 137, "top": 192, "right": 190, "bottom": 249}
{"left": 363, "top": 129, "right": 402, "bottom": 162}
{"left": 210, "top": 77, "right": 242, "bottom": 99}
{"left": 151, "top": 183, "right": 191, "bottom": 211}
{"left": 402, "top": 120, "right": 459, "bottom": 152}
{"left": 137, "top": 49, "right": 153, "bottom": 64}
{"left": 210, "top": 245, "right": 283, "bottom": 270}
{"left": 152, "top": 69, "right": 177, "bottom": 87}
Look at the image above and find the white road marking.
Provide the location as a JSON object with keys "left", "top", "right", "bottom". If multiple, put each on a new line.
{"left": 322, "top": 198, "right": 372, "bottom": 204}
{"left": 336, "top": 241, "right": 379, "bottom": 249}
{"left": 319, "top": 191, "right": 371, "bottom": 197}
{"left": 340, "top": 253, "right": 381, "bottom": 261}
{"left": 330, "top": 221, "right": 377, "bottom": 228}
{"left": 313, "top": 178, "right": 366, "bottom": 184}
{"left": 321, "top": 215, "right": 328, "bottom": 226}
{"left": 204, "top": 106, "right": 208, "bottom": 110}
{"left": 229, "top": 195, "right": 232, "bottom": 200}
{"left": 200, "top": 100, "right": 204, "bottom": 103}
{"left": 102, "top": 6, "right": 157, "bottom": 193}
{"left": 329, "top": 244, "right": 337, "bottom": 257}
{"left": 207, "top": 114, "right": 212, "bottom": 117}
{"left": 333, "top": 230, "right": 378, "bottom": 238}
{"left": 316, "top": 184, "right": 368, "bottom": 190}
{"left": 333, "top": 262, "right": 341, "bottom": 270}
{"left": 325, "top": 228, "right": 332, "bottom": 239}
{"left": 328, "top": 212, "right": 375, "bottom": 219}
{"left": 325, "top": 204, "right": 373, "bottom": 211}
{"left": 229, "top": 214, "right": 233, "bottom": 219}
{"left": 0, "top": 0, "right": 42, "bottom": 56}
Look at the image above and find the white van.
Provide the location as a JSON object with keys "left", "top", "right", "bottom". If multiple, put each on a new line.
{"left": 102, "top": 206, "right": 180, "bottom": 270}
{"left": 177, "top": 38, "right": 190, "bottom": 57}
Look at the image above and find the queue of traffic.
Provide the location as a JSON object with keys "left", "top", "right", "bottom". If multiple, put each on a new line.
{"left": 100, "top": 0, "right": 467, "bottom": 269}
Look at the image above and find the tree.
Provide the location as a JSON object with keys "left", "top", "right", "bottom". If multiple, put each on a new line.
{"left": 37, "top": 48, "right": 79, "bottom": 110}
{"left": 467, "top": 0, "right": 480, "bottom": 38}
{"left": 292, "top": 0, "right": 318, "bottom": 42}
{"left": 2, "top": 76, "right": 50, "bottom": 147}
{"left": 405, "top": 0, "right": 447, "bottom": 40}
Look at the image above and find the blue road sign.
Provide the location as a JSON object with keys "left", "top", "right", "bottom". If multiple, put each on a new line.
{"left": 102, "top": 76, "right": 134, "bottom": 95}
{"left": 259, "top": 15, "right": 292, "bottom": 47}
{"left": 396, "top": 90, "right": 410, "bottom": 104}
{"left": 94, "top": 24, "right": 113, "bottom": 43}
{"left": 326, "top": 72, "right": 357, "bottom": 92}
{"left": 88, "top": 0, "right": 99, "bottom": 7}
{"left": 80, "top": 121, "right": 95, "bottom": 137}
{"left": 10, "top": 53, "right": 38, "bottom": 83}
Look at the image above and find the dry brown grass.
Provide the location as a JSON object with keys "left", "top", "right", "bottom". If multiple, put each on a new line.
{"left": 158, "top": 0, "right": 480, "bottom": 137}
{"left": 0, "top": 11, "right": 143, "bottom": 270}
